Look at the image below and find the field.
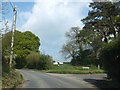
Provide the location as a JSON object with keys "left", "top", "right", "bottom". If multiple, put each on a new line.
{"left": 43, "top": 64, "right": 105, "bottom": 74}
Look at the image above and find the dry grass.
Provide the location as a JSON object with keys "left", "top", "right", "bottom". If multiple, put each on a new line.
{"left": 2, "top": 69, "right": 23, "bottom": 89}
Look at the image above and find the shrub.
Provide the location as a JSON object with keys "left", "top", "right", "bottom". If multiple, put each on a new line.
{"left": 38, "top": 54, "right": 53, "bottom": 70}
{"left": 2, "top": 55, "right": 11, "bottom": 74}
{"left": 26, "top": 52, "right": 53, "bottom": 70}
{"left": 26, "top": 52, "right": 41, "bottom": 69}
{"left": 15, "top": 57, "right": 27, "bottom": 69}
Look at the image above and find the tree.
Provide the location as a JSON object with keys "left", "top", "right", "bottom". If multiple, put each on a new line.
{"left": 61, "top": 27, "right": 94, "bottom": 66}
{"left": 71, "top": 29, "right": 95, "bottom": 66}
{"left": 100, "top": 34, "right": 120, "bottom": 80}
{"left": 82, "top": 1, "right": 120, "bottom": 42}
{"left": 61, "top": 27, "right": 80, "bottom": 61}
{"left": 2, "top": 30, "right": 40, "bottom": 68}
{"left": 1, "top": 2, "right": 13, "bottom": 73}
{"left": 61, "top": 41, "right": 78, "bottom": 60}
{"left": 81, "top": 0, "right": 120, "bottom": 67}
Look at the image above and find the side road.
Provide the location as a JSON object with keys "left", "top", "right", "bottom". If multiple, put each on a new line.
{"left": 18, "top": 69, "right": 107, "bottom": 89}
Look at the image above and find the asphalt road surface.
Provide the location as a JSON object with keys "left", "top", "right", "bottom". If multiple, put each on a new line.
{"left": 18, "top": 69, "right": 107, "bottom": 89}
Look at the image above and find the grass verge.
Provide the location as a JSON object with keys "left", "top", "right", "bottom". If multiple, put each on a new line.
{"left": 44, "top": 69, "right": 105, "bottom": 74}
{"left": 2, "top": 69, "right": 23, "bottom": 89}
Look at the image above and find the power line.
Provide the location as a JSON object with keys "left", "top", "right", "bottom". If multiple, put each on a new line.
{"left": 8, "top": 0, "right": 15, "bottom": 8}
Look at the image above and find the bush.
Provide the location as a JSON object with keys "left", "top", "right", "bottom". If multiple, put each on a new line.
{"left": 100, "top": 34, "right": 120, "bottom": 81}
{"left": 26, "top": 52, "right": 53, "bottom": 70}
{"left": 26, "top": 52, "right": 40, "bottom": 69}
{"left": 2, "top": 55, "right": 11, "bottom": 74}
{"left": 71, "top": 57, "right": 97, "bottom": 66}
{"left": 70, "top": 49, "right": 97, "bottom": 66}
{"left": 38, "top": 54, "right": 53, "bottom": 70}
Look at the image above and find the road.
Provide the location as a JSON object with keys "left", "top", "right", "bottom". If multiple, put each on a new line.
{"left": 18, "top": 69, "right": 107, "bottom": 89}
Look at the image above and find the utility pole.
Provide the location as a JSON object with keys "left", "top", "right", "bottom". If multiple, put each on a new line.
{"left": 9, "top": 1, "right": 17, "bottom": 67}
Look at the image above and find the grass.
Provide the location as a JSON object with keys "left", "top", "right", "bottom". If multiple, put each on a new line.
{"left": 2, "top": 69, "right": 23, "bottom": 89}
{"left": 42, "top": 64, "right": 105, "bottom": 74}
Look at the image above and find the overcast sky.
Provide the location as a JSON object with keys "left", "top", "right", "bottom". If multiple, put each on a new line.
{"left": 4, "top": 0, "right": 91, "bottom": 62}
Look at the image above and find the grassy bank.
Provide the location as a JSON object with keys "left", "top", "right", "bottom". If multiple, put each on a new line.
{"left": 2, "top": 69, "right": 23, "bottom": 89}
{"left": 45, "top": 69, "right": 105, "bottom": 74}
{"left": 43, "top": 64, "right": 105, "bottom": 74}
